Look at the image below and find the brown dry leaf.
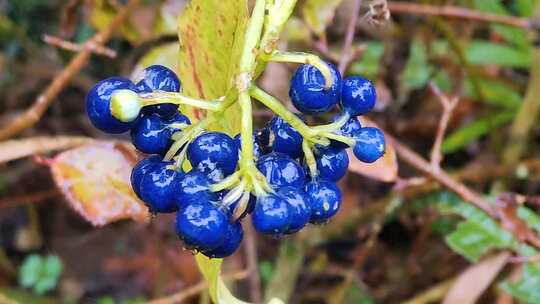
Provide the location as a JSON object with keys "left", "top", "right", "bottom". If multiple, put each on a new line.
{"left": 49, "top": 141, "right": 149, "bottom": 226}
{"left": 443, "top": 252, "right": 510, "bottom": 304}
{"left": 347, "top": 117, "right": 398, "bottom": 182}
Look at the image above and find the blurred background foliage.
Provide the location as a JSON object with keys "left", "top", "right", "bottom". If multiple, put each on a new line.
{"left": 3, "top": 0, "right": 540, "bottom": 303}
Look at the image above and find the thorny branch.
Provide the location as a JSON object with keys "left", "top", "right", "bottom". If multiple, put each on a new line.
{"left": 0, "top": 0, "right": 139, "bottom": 141}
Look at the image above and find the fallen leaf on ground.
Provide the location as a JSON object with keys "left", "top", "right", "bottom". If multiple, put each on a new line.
{"left": 49, "top": 141, "right": 148, "bottom": 226}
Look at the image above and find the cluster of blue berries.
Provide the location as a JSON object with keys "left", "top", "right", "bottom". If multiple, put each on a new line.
{"left": 85, "top": 62, "right": 385, "bottom": 258}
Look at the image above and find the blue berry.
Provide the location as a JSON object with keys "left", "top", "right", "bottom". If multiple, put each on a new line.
{"left": 330, "top": 115, "right": 362, "bottom": 148}
{"left": 289, "top": 62, "right": 342, "bottom": 114}
{"left": 130, "top": 113, "right": 190, "bottom": 155}
{"left": 268, "top": 116, "right": 303, "bottom": 158}
{"left": 139, "top": 161, "right": 184, "bottom": 213}
{"left": 136, "top": 65, "right": 181, "bottom": 118}
{"left": 352, "top": 127, "right": 385, "bottom": 163}
{"left": 203, "top": 222, "right": 244, "bottom": 258}
{"left": 256, "top": 152, "right": 306, "bottom": 189}
{"left": 278, "top": 187, "right": 310, "bottom": 234}
{"left": 305, "top": 179, "right": 342, "bottom": 223}
{"left": 130, "top": 155, "right": 162, "bottom": 198}
{"left": 175, "top": 170, "right": 218, "bottom": 208}
{"left": 252, "top": 194, "right": 290, "bottom": 235}
{"left": 234, "top": 128, "right": 270, "bottom": 159}
{"left": 340, "top": 76, "right": 376, "bottom": 116}
{"left": 188, "top": 132, "right": 239, "bottom": 176}
{"left": 175, "top": 201, "right": 228, "bottom": 251}
{"left": 315, "top": 147, "right": 349, "bottom": 181}
{"left": 86, "top": 77, "right": 138, "bottom": 133}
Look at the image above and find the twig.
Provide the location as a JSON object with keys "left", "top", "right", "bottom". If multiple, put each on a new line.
{"left": 508, "top": 253, "right": 540, "bottom": 263}
{"left": 0, "top": 190, "right": 59, "bottom": 209}
{"left": 388, "top": 1, "right": 538, "bottom": 29}
{"left": 338, "top": 0, "right": 363, "bottom": 74}
{"left": 402, "top": 278, "right": 455, "bottom": 304}
{"left": 428, "top": 83, "right": 459, "bottom": 169}
{"left": 43, "top": 34, "right": 117, "bottom": 58}
{"left": 146, "top": 270, "right": 249, "bottom": 304}
{"left": 244, "top": 218, "right": 263, "bottom": 303}
{"left": 0, "top": 136, "right": 94, "bottom": 163}
{"left": 0, "top": 0, "right": 139, "bottom": 140}
{"left": 390, "top": 135, "right": 496, "bottom": 217}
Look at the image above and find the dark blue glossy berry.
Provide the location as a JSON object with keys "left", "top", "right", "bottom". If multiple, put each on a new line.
{"left": 130, "top": 155, "right": 162, "bottom": 198}
{"left": 203, "top": 222, "right": 243, "bottom": 258}
{"left": 256, "top": 152, "right": 306, "bottom": 189}
{"left": 175, "top": 200, "right": 228, "bottom": 251}
{"left": 330, "top": 115, "right": 362, "bottom": 148}
{"left": 289, "top": 62, "right": 342, "bottom": 114}
{"left": 139, "top": 161, "right": 184, "bottom": 213}
{"left": 136, "top": 65, "right": 181, "bottom": 118}
{"left": 188, "top": 132, "right": 239, "bottom": 176}
{"left": 278, "top": 187, "right": 310, "bottom": 234}
{"left": 315, "top": 147, "right": 349, "bottom": 181}
{"left": 352, "top": 127, "right": 385, "bottom": 163}
{"left": 305, "top": 179, "right": 342, "bottom": 224}
{"left": 340, "top": 76, "right": 376, "bottom": 116}
{"left": 86, "top": 77, "right": 138, "bottom": 133}
{"left": 252, "top": 194, "right": 290, "bottom": 235}
{"left": 234, "top": 128, "right": 270, "bottom": 159}
{"left": 268, "top": 116, "right": 303, "bottom": 158}
{"left": 175, "top": 170, "right": 218, "bottom": 208}
{"left": 130, "top": 113, "right": 190, "bottom": 155}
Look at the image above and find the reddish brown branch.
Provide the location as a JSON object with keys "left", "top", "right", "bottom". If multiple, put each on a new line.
{"left": 338, "top": 0, "right": 363, "bottom": 74}
{"left": 428, "top": 83, "right": 460, "bottom": 169}
{"left": 43, "top": 34, "right": 117, "bottom": 58}
{"left": 388, "top": 1, "right": 536, "bottom": 29}
{"left": 0, "top": 0, "right": 139, "bottom": 141}
{"left": 389, "top": 136, "right": 496, "bottom": 217}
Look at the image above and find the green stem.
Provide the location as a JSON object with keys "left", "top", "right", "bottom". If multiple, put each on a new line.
{"left": 141, "top": 92, "right": 221, "bottom": 111}
{"left": 249, "top": 86, "right": 315, "bottom": 137}
{"left": 322, "top": 132, "right": 356, "bottom": 147}
{"left": 302, "top": 140, "right": 318, "bottom": 178}
{"left": 261, "top": 50, "right": 333, "bottom": 89}
{"left": 312, "top": 113, "right": 350, "bottom": 132}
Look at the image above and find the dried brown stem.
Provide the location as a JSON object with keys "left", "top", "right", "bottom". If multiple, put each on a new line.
{"left": 390, "top": 136, "right": 496, "bottom": 217}
{"left": 338, "top": 0, "right": 363, "bottom": 74}
{"left": 146, "top": 270, "right": 249, "bottom": 304}
{"left": 428, "top": 83, "right": 459, "bottom": 169}
{"left": 244, "top": 218, "right": 263, "bottom": 303}
{"left": 43, "top": 34, "right": 117, "bottom": 58}
{"left": 0, "top": 0, "right": 139, "bottom": 140}
{"left": 388, "top": 1, "right": 535, "bottom": 29}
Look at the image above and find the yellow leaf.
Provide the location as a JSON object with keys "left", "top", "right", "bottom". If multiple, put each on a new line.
{"left": 49, "top": 141, "right": 149, "bottom": 226}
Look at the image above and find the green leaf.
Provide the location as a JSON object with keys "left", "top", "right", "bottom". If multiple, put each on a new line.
{"left": 401, "top": 39, "right": 433, "bottom": 90}
{"left": 349, "top": 42, "right": 384, "bottom": 79}
{"left": 19, "top": 255, "right": 42, "bottom": 288}
{"left": 302, "top": 0, "right": 343, "bottom": 36}
{"left": 473, "top": 0, "right": 530, "bottom": 48}
{"left": 442, "top": 111, "right": 515, "bottom": 153}
{"left": 18, "top": 254, "right": 63, "bottom": 295}
{"left": 501, "top": 263, "right": 540, "bottom": 304}
{"left": 446, "top": 220, "right": 512, "bottom": 261}
{"left": 515, "top": 0, "right": 539, "bottom": 17}
{"left": 465, "top": 40, "right": 532, "bottom": 68}
{"left": 177, "top": 0, "right": 248, "bottom": 133}
{"left": 264, "top": 239, "right": 305, "bottom": 303}
{"left": 464, "top": 78, "right": 523, "bottom": 109}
